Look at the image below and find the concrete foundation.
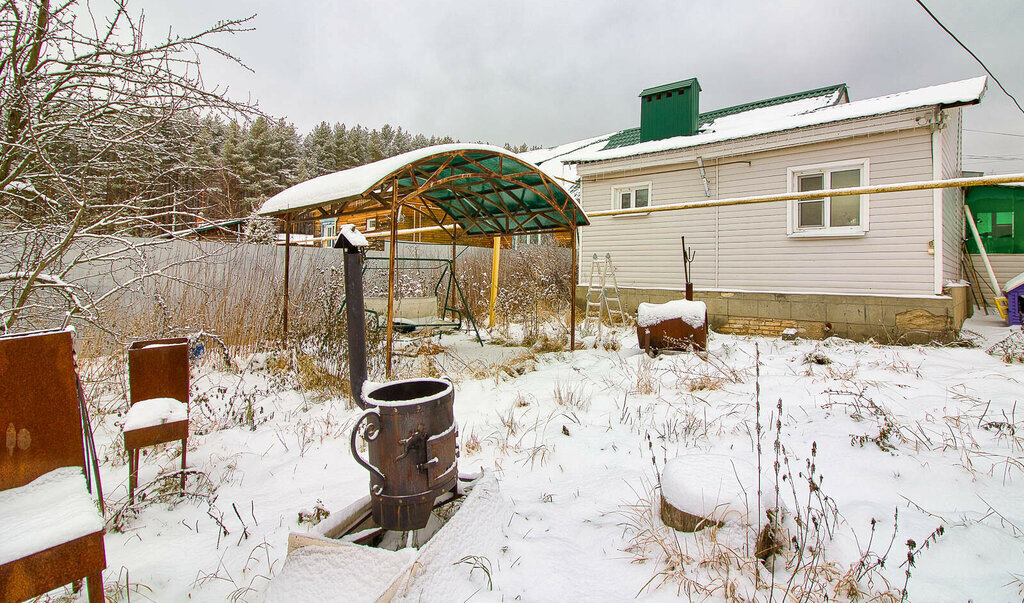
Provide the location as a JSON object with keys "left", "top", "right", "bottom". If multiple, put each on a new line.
{"left": 577, "top": 285, "right": 971, "bottom": 344}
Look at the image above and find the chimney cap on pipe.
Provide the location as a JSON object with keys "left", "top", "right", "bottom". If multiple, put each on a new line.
{"left": 334, "top": 223, "right": 370, "bottom": 251}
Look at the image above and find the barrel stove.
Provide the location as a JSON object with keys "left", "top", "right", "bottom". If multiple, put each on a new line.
{"left": 350, "top": 378, "right": 458, "bottom": 531}
{"left": 336, "top": 226, "right": 459, "bottom": 532}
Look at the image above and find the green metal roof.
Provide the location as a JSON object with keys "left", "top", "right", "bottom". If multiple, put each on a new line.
{"left": 604, "top": 128, "right": 642, "bottom": 150}
{"left": 603, "top": 83, "right": 848, "bottom": 151}
{"left": 639, "top": 78, "right": 701, "bottom": 98}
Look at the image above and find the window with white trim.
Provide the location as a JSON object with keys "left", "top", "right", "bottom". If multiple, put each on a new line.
{"left": 787, "top": 159, "right": 869, "bottom": 236}
{"left": 366, "top": 217, "right": 376, "bottom": 231}
{"left": 321, "top": 218, "right": 337, "bottom": 248}
{"left": 612, "top": 183, "right": 651, "bottom": 210}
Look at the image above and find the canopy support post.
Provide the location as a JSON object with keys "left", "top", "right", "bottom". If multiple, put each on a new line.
{"left": 385, "top": 183, "right": 399, "bottom": 379}
{"left": 489, "top": 236, "right": 501, "bottom": 328}
{"left": 570, "top": 226, "right": 577, "bottom": 352}
{"left": 283, "top": 214, "right": 291, "bottom": 341}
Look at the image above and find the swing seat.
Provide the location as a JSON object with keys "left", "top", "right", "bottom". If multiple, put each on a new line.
{"left": 364, "top": 296, "right": 461, "bottom": 332}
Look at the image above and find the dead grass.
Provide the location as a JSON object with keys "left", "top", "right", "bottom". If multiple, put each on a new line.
{"left": 633, "top": 356, "right": 661, "bottom": 396}
{"left": 553, "top": 379, "right": 589, "bottom": 410}
{"left": 294, "top": 352, "right": 349, "bottom": 402}
{"left": 462, "top": 429, "right": 482, "bottom": 456}
{"left": 686, "top": 373, "right": 724, "bottom": 392}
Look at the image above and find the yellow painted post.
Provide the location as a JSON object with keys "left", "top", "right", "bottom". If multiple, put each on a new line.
{"left": 489, "top": 236, "right": 501, "bottom": 327}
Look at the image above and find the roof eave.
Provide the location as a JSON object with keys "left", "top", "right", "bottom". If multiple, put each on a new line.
{"left": 258, "top": 193, "right": 361, "bottom": 219}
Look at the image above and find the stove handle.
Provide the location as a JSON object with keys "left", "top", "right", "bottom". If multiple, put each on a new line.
{"left": 350, "top": 408, "right": 385, "bottom": 494}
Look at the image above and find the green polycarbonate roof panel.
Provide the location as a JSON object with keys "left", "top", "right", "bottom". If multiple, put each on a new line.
{"left": 257, "top": 143, "right": 588, "bottom": 234}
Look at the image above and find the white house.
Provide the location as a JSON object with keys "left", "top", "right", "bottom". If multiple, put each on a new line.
{"left": 529, "top": 76, "right": 987, "bottom": 342}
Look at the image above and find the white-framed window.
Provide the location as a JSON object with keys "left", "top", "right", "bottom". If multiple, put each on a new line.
{"left": 787, "top": 159, "right": 869, "bottom": 236}
{"left": 611, "top": 182, "right": 652, "bottom": 211}
{"left": 321, "top": 218, "right": 337, "bottom": 248}
{"left": 366, "top": 217, "right": 376, "bottom": 231}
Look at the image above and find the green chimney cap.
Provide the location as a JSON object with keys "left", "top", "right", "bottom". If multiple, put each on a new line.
{"left": 639, "top": 78, "right": 701, "bottom": 98}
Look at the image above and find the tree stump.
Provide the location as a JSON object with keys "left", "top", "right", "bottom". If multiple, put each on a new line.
{"left": 660, "top": 494, "right": 724, "bottom": 532}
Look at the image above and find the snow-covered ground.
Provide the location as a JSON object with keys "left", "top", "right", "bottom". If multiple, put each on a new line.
{"left": 64, "top": 313, "right": 1024, "bottom": 601}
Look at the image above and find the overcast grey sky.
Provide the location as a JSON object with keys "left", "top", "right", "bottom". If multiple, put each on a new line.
{"left": 135, "top": 0, "right": 1024, "bottom": 173}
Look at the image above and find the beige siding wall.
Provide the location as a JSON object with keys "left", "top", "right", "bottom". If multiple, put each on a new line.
{"left": 940, "top": 108, "right": 964, "bottom": 285}
{"left": 579, "top": 112, "right": 937, "bottom": 295}
{"left": 969, "top": 253, "right": 1024, "bottom": 296}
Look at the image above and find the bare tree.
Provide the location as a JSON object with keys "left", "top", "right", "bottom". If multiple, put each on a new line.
{"left": 0, "top": 0, "right": 257, "bottom": 333}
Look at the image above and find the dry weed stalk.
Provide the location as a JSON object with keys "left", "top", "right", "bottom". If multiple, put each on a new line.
{"left": 552, "top": 379, "right": 590, "bottom": 410}
{"left": 822, "top": 387, "right": 907, "bottom": 453}
{"left": 462, "top": 429, "right": 482, "bottom": 456}
{"left": 621, "top": 361, "right": 905, "bottom": 603}
{"left": 633, "top": 356, "right": 661, "bottom": 396}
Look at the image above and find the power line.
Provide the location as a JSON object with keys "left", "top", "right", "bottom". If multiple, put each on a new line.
{"left": 962, "top": 151, "right": 1024, "bottom": 158}
{"left": 965, "top": 128, "right": 1024, "bottom": 138}
{"left": 915, "top": 0, "right": 1024, "bottom": 117}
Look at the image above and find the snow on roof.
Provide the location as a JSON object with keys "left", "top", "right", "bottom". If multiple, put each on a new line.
{"left": 571, "top": 76, "right": 987, "bottom": 163}
{"left": 1004, "top": 270, "right": 1024, "bottom": 293}
{"left": 517, "top": 132, "right": 617, "bottom": 195}
{"left": 519, "top": 132, "right": 616, "bottom": 166}
{"left": 698, "top": 88, "right": 844, "bottom": 134}
{"left": 337, "top": 223, "right": 368, "bottom": 248}
{"left": 257, "top": 143, "right": 512, "bottom": 216}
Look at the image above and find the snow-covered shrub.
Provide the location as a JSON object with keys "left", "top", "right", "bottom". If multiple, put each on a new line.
{"left": 243, "top": 212, "right": 278, "bottom": 244}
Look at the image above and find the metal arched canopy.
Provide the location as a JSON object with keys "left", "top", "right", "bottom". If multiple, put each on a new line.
{"left": 257, "top": 143, "right": 589, "bottom": 236}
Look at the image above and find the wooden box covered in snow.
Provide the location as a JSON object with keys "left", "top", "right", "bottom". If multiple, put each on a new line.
{"left": 636, "top": 299, "right": 708, "bottom": 353}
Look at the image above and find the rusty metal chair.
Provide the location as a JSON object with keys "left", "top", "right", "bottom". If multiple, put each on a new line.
{"left": 0, "top": 329, "right": 106, "bottom": 602}
{"left": 124, "top": 338, "right": 189, "bottom": 504}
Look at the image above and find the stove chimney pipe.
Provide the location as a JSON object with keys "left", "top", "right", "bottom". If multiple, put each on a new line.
{"left": 335, "top": 225, "right": 370, "bottom": 409}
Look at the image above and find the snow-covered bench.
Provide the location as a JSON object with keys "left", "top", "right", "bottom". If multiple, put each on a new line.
{"left": 0, "top": 329, "right": 106, "bottom": 601}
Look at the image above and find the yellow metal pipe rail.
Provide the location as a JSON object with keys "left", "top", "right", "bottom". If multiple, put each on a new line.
{"left": 277, "top": 173, "right": 1024, "bottom": 246}
{"left": 587, "top": 172, "right": 1024, "bottom": 218}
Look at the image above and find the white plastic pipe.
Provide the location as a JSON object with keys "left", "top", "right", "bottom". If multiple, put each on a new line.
{"left": 964, "top": 204, "right": 1002, "bottom": 298}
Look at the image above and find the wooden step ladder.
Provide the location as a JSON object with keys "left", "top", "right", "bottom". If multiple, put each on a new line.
{"left": 583, "top": 253, "right": 626, "bottom": 338}
{"left": 962, "top": 240, "right": 990, "bottom": 315}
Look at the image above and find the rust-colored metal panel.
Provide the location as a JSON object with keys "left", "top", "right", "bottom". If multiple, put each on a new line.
{"left": 637, "top": 314, "right": 708, "bottom": 354}
{"left": 127, "top": 338, "right": 189, "bottom": 406}
{"left": 425, "top": 427, "right": 457, "bottom": 489}
{"left": 0, "top": 329, "right": 105, "bottom": 602}
{"left": 0, "top": 532, "right": 106, "bottom": 603}
{"left": 0, "top": 330, "right": 85, "bottom": 491}
{"left": 123, "top": 420, "right": 189, "bottom": 450}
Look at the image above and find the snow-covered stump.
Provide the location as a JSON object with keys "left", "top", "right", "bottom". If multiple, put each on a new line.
{"left": 659, "top": 454, "right": 783, "bottom": 559}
